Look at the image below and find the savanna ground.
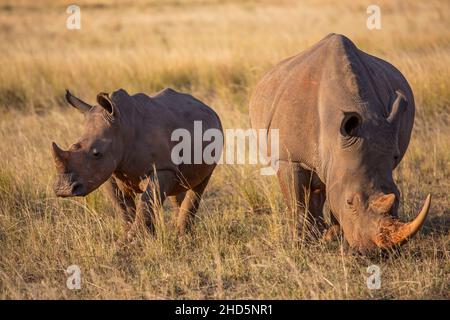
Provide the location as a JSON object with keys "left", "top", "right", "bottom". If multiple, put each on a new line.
{"left": 0, "top": 0, "right": 449, "bottom": 299}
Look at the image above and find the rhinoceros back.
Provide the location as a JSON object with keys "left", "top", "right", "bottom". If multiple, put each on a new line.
{"left": 110, "top": 87, "right": 222, "bottom": 191}
{"left": 249, "top": 34, "right": 415, "bottom": 175}
{"left": 249, "top": 35, "right": 333, "bottom": 170}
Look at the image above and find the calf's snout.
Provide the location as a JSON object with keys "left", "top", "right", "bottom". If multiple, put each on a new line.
{"left": 53, "top": 173, "right": 86, "bottom": 197}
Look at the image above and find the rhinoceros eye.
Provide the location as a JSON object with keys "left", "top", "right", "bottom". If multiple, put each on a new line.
{"left": 91, "top": 148, "right": 102, "bottom": 158}
{"left": 341, "top": 112, "right": 361, "bottom": 137}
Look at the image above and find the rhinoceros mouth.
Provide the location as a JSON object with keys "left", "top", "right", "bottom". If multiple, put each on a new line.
{"left": 53, "top": 174, "right": 86, "bottom": 197}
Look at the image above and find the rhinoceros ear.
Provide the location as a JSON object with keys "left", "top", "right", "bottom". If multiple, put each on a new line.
{"left": 65, "top": 90, "right": 92, "bottom": 113}
{"left": 96, "top": 92, "right": 117, "bottom": 117}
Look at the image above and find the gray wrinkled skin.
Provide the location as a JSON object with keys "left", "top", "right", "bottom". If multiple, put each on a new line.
{"left": 249, "top": 33, "right": 425, "bottom": 252}
{"left": 52, "top": 88, "right": 222, "bottom": 235}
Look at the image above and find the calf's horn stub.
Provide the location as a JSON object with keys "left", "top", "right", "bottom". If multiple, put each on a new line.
{"left": 51, "top": 142, "right": 68, "bottom": 171}
{"left": 374, "top": 194, "right": 431, "bottom": 248}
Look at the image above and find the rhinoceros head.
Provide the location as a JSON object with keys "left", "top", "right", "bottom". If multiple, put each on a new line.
{"left": 51, "top": 90, "right": 123, "bottom": 197}
{"left": 325, "top": 91, "right": 430, "bottom": 252}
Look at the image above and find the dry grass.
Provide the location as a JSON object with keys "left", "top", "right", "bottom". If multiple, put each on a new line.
{"left": 0, "top": 0, "right": 449, "bottom": 299}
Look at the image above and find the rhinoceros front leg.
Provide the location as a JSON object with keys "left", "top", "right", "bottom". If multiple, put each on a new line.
{"left": 103, "top": 177, "right": 136, "bottom": 229}
{"left": 277, "top": 160, "right": 327, "bottom": 239}
{"left": 133, "top": 170, "right": 177, "bottom": 235}
{"left": 323, "top": 210, "right": 345, "bottom": 243}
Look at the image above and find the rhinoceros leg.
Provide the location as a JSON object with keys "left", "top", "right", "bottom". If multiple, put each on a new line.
{"left": 176, "top": 173, "right": 211, "bottom": 234}
{"left": 168, "top": 192, "right": 186, "bottom": 226}
{"left": 103, "top": 177, "right": 136, "bottom": 229}
{"left": 133, "top": 170, "right": 177, "bottom": 235}
{"left": 168, "top": 192, "right": 186, "bottom": 213}
{"left": 277, "top": 160, "right": 327, "bottom": 238}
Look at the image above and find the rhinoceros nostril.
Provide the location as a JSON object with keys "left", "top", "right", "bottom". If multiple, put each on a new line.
{"left": 71, "top": 182, "right": 84, "bottom": 196}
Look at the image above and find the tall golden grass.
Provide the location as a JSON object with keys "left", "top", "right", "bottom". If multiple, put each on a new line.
{"left": 0, "top": 0, "right": 448, "bottom": 299}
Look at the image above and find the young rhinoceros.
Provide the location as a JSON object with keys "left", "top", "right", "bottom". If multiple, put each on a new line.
{"left": 249, "top": 33, "right": 431, "bottom": 253}
{"left": 52, "top": 88, "right": 222, "bottom": 234}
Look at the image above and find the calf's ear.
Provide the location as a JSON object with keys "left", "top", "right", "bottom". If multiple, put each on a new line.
{"left": 65, "top": 90, "right": 92, "bottom": 113}
{"left": 97, "top": 92, "right": 118, "bottom": 117}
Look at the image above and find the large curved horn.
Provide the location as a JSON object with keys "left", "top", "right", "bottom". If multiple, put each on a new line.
{"left": 65, "top": 90, "right": 92, "bottom": 113}
{"left": 375, "top": 194, "right": 431, "bottom": 248}
{"left": 51, "top": 142, "right": 68, "bottom": 172}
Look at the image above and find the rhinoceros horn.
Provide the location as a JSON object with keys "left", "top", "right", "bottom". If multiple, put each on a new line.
{"left": 65, "top": 90, "right": 92, "bottom": 113}
{"left": 375, "top": 194, "right": 431, "bottom": 248}
{"left": 51, "top": 142, "right": 69, "bottom": 172}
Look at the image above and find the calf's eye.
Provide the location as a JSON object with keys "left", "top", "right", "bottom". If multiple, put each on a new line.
{"left": 92, "top": 148, "right": 102, "bottom": 158}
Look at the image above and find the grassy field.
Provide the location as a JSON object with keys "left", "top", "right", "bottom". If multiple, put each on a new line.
{"left": 0, "top": 0, "right": 449, "bottom": 299}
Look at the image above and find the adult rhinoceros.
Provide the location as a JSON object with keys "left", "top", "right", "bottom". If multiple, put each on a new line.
{"left": 52, "top": 88, "right": 222, "bottom": 235}
{"left": 249, "top": 33, "right": 431, "bottom": 252}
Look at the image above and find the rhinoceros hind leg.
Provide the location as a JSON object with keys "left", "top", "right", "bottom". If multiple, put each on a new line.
{"left": 168, "top": 192, "right": 186, "bottom": 213}
{"left": 168, "top": 192, "right": 186, "bottom": 226}
{"left": 277, "top": 160, "right": 327, "bottom": 239}
{"left": 176, "top": 174, "right": 211, "bottom": 234}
